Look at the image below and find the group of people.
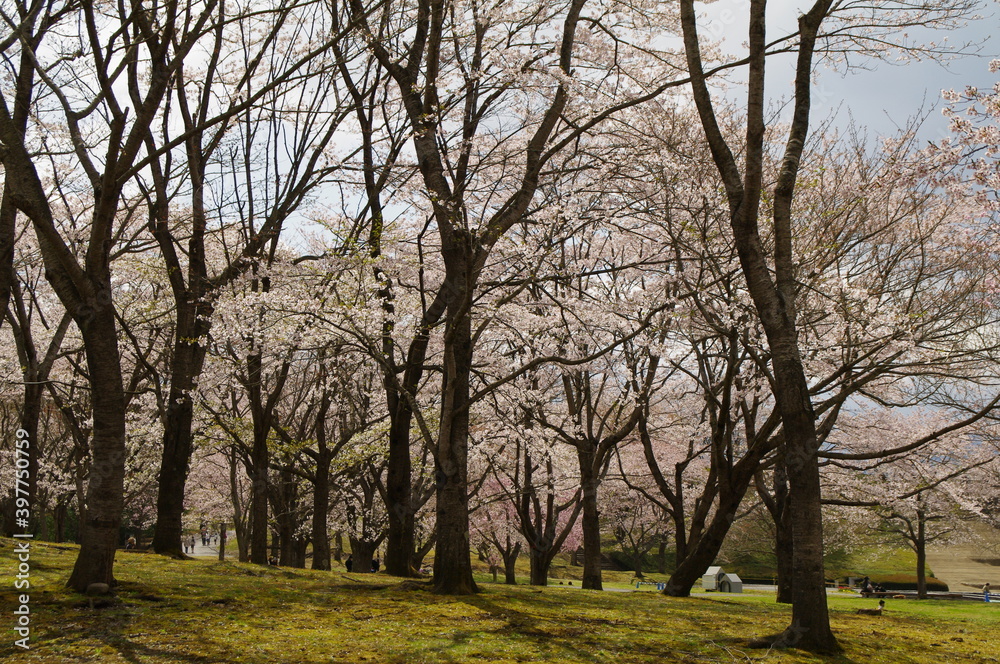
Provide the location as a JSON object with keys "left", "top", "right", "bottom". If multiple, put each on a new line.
{"left": 182, "top": 531, "right": 220, "bottom": 554}
{"left": 859, "top": 576, "right": 885, "bottom": 598}
{"left": 862, "top": 575, "right": 994, "bottom": 602}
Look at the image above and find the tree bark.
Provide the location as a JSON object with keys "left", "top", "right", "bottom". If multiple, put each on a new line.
{"left": 66, "top": 302, "right": 127, "bottom": 591}
{"left": 311, "top": 448, "right": 332, "bottom": 570}
{"left": 578, "top": 449, "right": 604, "bottom": 591}
{"left": 151, "top": 316, "right": 210, "bottom": 555}
{"left": 349, "top": 537, "right": 378, "bottom": 574}
{"left": 773, "top": 468, "right": 794, "bottom": 604}
{"left": 678, "top": 0, "right": 839, "bottom": 650}
{"left": 528, "top": 546, "right": 553, "bottom": 586}
{"left": 503, "top": 542, "right": 521, "bottom": 584}
{"left": 915, "top": 507, "right": 928, "bottom": 600}
{"left": 432, "top": 271, "right": 478, "bottom": 595}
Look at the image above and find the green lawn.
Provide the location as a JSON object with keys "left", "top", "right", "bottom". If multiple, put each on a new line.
{"left": 3, "top": 539, "right": 998, "bottom": 663}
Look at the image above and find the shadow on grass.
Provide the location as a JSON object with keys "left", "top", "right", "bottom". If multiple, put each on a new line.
{"left": 457, "top": 593, "right": 691, "bottom": 663}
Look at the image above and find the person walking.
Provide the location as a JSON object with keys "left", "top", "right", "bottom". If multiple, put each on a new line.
{"left": 984, "top": 582, "right": 992, "bottom": 602}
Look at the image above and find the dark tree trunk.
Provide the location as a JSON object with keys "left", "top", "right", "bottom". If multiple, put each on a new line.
{"left": 218, "top": 521, "right": 227, "bottom": 561}
{"left": 67, "top": 304, "right": 127, "bottom": 592}
{"left": 413, "top": 532, "right": 436, "bottom": 572}
{"left": 270, "top": 531, "right": 280, "bottom": 563}
{"left": 915, "top": 507, "right": 928, "bottom": 600}
{"left": 247, "top": 351, "right": 278, "bottom": 565}
{"left": 657, "top": 539, "right": 667, "bottom": 575}
{"left": 664, "top": 499, "right": 740, "bottom": 597}
{"left": 773, "top": 469, "right": 794, "bottom": 604}
{"left": 528, "top": 547, "right": 550, "bottom": 586}
{"left": 249, "top": 419, "right": 270, "bottom": 565}
{"left": 771, "top": 354, "right": 834, "bottom": 648}
{"left": 503, "top": 541, "right": 521, "bottom": 584}
{"left": 229, "top": 447, "right": 250, "bottom": 563}
{"left": 277, "top": 510, "right": 296, "bottom": 566}
{"left": 349, "top": 538, "right": 378, "bottom": 574}
{"left": 679, "top": 0, "right": 839, "bottom": 651}
{"left": 432, "top": 275, "right": 477, "bottom": 595}
{"left": 311, "top": 448, "right": 332, "bottom": 570}
{"left": 775, "top": 511, "right": 794, "bottom": 603}
{"left": 578, "top": 448, "right": 603, "bottom": 591}
{"left": 385, "top": 397, "right": 417, "bottom": 576}
{"left": 19, "top": 383, "right": 41, "bottom": 534}
{"left": 151, "top": 325, "right": 209, "bottom": 556}
{"left": 0, "top": 190, "right": 14, "bottom": 331}
{"left": 0, "top": 11, "right": 39, "bottom": 334}
{"left": 54, "top": 501, "right": 67, "bottom": 543}
{"left": 294, "top": 537, "right": 309, "bottom": 568}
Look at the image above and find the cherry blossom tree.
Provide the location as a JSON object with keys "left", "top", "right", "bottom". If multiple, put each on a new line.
{"left": 138, "top": 0, "right": 358, "bottom": 558}
{"left": 340, "top": 0, "right": 699, "bottom": 594}
{"left": 824, "top": 408, "right": 997, "bottom": 598}
{"left": 675, "top": 0, "right": 987, "bottom": 644}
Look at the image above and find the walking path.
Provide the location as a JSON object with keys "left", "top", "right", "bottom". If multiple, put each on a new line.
{"left": 185, "top": 530, "right": 235, "bottom": 558}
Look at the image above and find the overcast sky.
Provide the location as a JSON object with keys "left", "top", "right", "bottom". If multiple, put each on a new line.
{"left": 707, "top": 0, "right": 1000, "bottom": 141}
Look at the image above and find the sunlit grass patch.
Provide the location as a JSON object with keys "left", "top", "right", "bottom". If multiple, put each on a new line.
{"left": 2, "top": 539, "right": 998, "bottom": 664}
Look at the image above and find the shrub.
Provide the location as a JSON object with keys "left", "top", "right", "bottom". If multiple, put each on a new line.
{"left": 872, "top": 574, "right": 949, "bottom": 592}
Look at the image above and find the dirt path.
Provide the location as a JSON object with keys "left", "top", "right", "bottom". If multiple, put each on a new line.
{"left": 926, "top": 532, "right": 1000, "bottom": 593}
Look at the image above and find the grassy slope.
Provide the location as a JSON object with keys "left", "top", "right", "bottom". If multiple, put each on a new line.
{"left": 3, "top": 539, "right": 999, "bottom": 664}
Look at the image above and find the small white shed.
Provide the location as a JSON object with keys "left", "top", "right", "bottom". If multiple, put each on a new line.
{"left": 703, "top": 566, "right": 724, "bottom": 591}
{"left": 719, "top": 573, "right": 743, "bottom": 593}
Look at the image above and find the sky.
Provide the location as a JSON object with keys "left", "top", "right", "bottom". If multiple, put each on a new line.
{"left": 705, "top": 0, "right": 1000, "bottom": 142}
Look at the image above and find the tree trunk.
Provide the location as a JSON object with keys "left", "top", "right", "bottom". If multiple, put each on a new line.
{"left": 385, "top": 401, "right": 416, "bottom": 576}
{"left": 19, "top": 380, "right": 42, "bottom": 534}
{"left": 777, "top": 378, "right": 834, "bottom": 649}
{"left": 311, "top": 449, "right": 332, "bottom": 570}
{"left": 66, "top": 304, "right": 127, "bottom": 592}
{"left": 277, "top": 506, "right": 296, "bottom": 566}
{"left": 151, "top": 394, "right": 195, "bottom": 557}
{"left": 413, "top": 533, "right": 436, "bottom": 572}
{"left": 679, "top": 0, "right": 839, "bottom": 651}
{"left": 249, "top": 444, "right": 269, "bottom": 565}
{"left": 151, "top": 329, "right": 207, "bottom": 556}
{"left": 664, "top": 502, "right": 738, "bottom": 596}
{"left": 503, "top": 542, "right": 521, "bottom": 584}
{"left": 294, "top": 537, "right": 309, "bottom": 568}
{"left": 349, "top": 537, "right": 378, "bottom": 574}
{"left": 915, "top": 507, "right": 927, "bottom": 600}
{"left": 578, "top": 448, "right": 603, "bottom": 591}
{"left": 774, "top": 489, "right": 794, "bottom": 604}
{"left": 432, "top": 276, "right": 477, "bottom": 595}
{"left": 228, "top": 447, "right": 250, "bottom": 563}
{"left": 0, "top": 189, "right": 14, "bottom": 333}
{"left": 248, "top": 354, "right": 270, "bottom": 565}
{"left": 529, "top": 546, "right": 551, "bottom": 586}
{"left": 55, "top": 501, "right": 67, "bottom": 543}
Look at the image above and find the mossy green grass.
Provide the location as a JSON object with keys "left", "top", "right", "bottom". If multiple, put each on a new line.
{"left": 2, "top": 539, "right": 997, "bottom": 663}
